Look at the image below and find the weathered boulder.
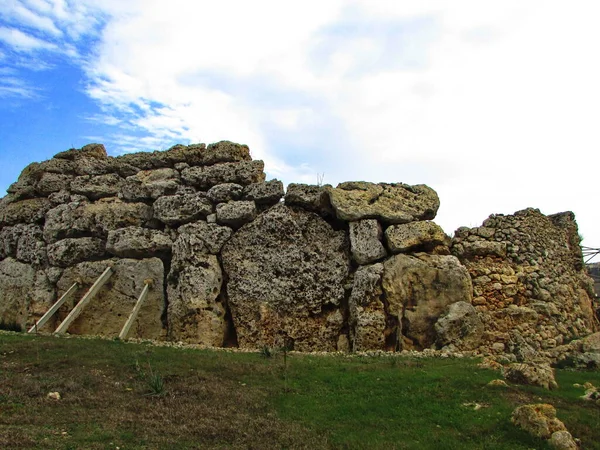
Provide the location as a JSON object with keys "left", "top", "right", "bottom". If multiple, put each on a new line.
{"left": 54, "top": 143, "right": 107, "bottom": 160}
{"left": 548, "top": 431, "right": 578, "bottom": 450}
{"left": 328, "top": 182, "right": 440, "bottom": 224}
{"left": 71, "top": 174, "right": 124, "bottom": 200}
{"left": 181, "top": 160, "right": 265, "bottom": 189}
{"left": 284, "top": 183, "right": 332, "bottom": 215}
{"left": 349, "top": 263, "right": 387, "bottom": 351}
{"left": 56, "top": 258, "right": 164, "bottom": 339}
{"left": 216, "top": 201, "right": 257, "bottom": 228}
{"left": 106, "top": 227, "right": 172, "bottom": 258}
{"left": 43, "top": 198, "right": 153, "bottom": 242}
{"left": 173, "top": 221, "right": 232, "bottom": 256}
{"left": 349, "top": 219, "right": 387, "bottom": 265}
{"left": 382, "top": 253, "right": 473, "bottom": 349}
{"left": 385, "top": 221, "right": 447, "bottom": 254}
{"left": 0, "top": 198, "right": 52, "bottom": 226}
{"left": 221, "top": 204, "right": 350, "bottom": 351}
{"left": 152, "top": 193, "right": 213, "bottom": 226}
{"left": 0, "top": 223, "right": 47, "bottom": 266}
{"left": 121, "top": 168, "right": 180, "bottom": 201}
{"left": 511, "top": 404, "right": 567, "bottom": 439}
{"left": 168, "top": 224, "right": 229, "bottom": 346}
{"left": 36, "top": 172, "right": 74, "bottom": 196}
{"left": 47, "top": 237, "right": 106, "bottom": 267}
{"left": 206, "top": 183, "right": 243, "bottom": 203}
{"left": 242, "top": 180, "right": 284, "bottom": 205}
{"left": 0, "top": 258, "right": 55, "bottom": 330}
{"left": 435, "top": 301, "right": 484, "bottom": 350}
{"left": 503, "top": 363, "right": 558, "bottom": 390}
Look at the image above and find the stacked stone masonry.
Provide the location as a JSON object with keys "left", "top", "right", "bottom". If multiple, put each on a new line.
{"left": 0, "top": 142, "right": 597, "bottom": 361}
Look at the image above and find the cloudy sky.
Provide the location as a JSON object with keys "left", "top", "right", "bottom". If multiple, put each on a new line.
{"left": 1, "top": 0, "right": 599, "bottom": 261}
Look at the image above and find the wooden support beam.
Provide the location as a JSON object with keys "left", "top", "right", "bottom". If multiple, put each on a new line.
{"left": 118, "top": 280, "right": 152, "bottom": 340}
{"left": 28, "top": 282, "right": 79, "bottom": 333}
{"left": 55, "top": 266, "right": 113, "bottom": 334}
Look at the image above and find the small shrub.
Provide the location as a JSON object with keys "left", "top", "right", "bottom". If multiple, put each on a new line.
{"left": 260, "top": 345, "right": 275, "bottom": 358}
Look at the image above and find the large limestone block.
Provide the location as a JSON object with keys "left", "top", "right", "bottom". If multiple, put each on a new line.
{"left": 221, "top": 204, "right": 350, "bottom": 351}
{"left": 216, "top": 201, "right": 257, "bottom": 228}
{"left": 385, "top": 221, "right": 448, "bottom": 253}
{"left": 44, "top": 199, "right": 153, "bottom": 243}
{"left": 242, "top": 180, "right": 284, "bottom": 205}
{"left": 47, "top": 237, "right": 106, "bottom": 267}
{"left": 284, "top": 183, "right": 332, "bottom": 215}
{"left": 71, "top": 174, "right": 125, "bottom": 200}
{"left": 349, "top": 219, "right": 387, "bottom": 265}
{"left": 121, "top": 168, "right": 181, "bottom": 201}
{"left": 511, "top": 404, "right": 566, "bottom": 439}
{"left": 54, "top": 143, "right": 108, "bottom": 160}
{"left": 106, "top": 227, "right": 173, "bottom": 258}
{"left": 349, "top": 264, "right": 387, "bottom": 351}
{"left": 434, "top": 301, "right": 484, "bottom": 350}
{"left": 167, "top": 254, "right": 226, "bottom": 346}
{"left": 153, "top": 193, "right": 213, "bottom": 226}
{"left": 0, "top": 258, "right": 55, "bottom": 330}
{"left": 36, "top": 173, "right": 74, "bottom": 196}
{"left": 56, "top": 258, "right": 165, "bottom": 339}
{"left": 382, "top": 254, "right": 473, "bottom": 349}
{"left": 0, "top": 224, "right": 47, "bottom": 266}
{"left": 206, "top": 183, "right": 243, "bottom": 203}
{"left": 181, "top": 160, "right": 265, "bottom": 189}
{"left": 328, "top": 182, "right": 440, "bottom": 224}
{"left": 0, "top": 198, "right": 52, "bottom": 226}
{"left": 173, "top": 221, "right": 232, "bottom": 256}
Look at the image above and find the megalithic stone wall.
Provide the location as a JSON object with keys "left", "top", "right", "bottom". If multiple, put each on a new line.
{"left": 0, "top": 142, "right": 597, "bottom": 358}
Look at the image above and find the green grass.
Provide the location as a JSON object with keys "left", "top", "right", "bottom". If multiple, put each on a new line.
{"left": 1, "top": 332, "right": 598, "bottom": 449}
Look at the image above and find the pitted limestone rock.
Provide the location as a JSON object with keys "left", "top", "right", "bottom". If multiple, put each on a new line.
{"left": 206, "top": 183, "right": 243, "bottom": 203}
{"left": 221, "top": 204, "right": 350, "bottom": 351}
{"left": 71, "top": 174, "right": 125, "bottom": 200}
{"left": 284, "top": 183, "right": 332, "bottom": 215}
{"left": 382, "top": 253, "right": 473, "bottom": 350}
{"left": 152, "top": 193, "right": 213, "bottom": 226}
{"left": 349, "top": 219, "right": 387, "bottom": 265}
{"left": 47, "top": 237, "right": 106, "bottom": 267}
{"left": 349, "top": 263, "right": 387, "bottom": 351}
{"left": 173, "top": 221, "right": 232, "bottom": 256}
{"left": 216, "top": 201, "right": 257, "bottom": 228}
{"left": 181, "top": 160, "right": 265, "bottom": 189}
{"left": 106, "top": 227, "right": 173, "bottom": 258}
{"left": 0, "top": 223, "right": 47, "bottom": 266}
{"left": 0, "top": 198, "right": 52, "bottom": 227}
{"left": 385, "top": 221, "right": 447, "bottom": 254}
{"left": 121, "top": 168, "right": 180, "bottom": 201}
{"left": 242, "top": 180, "right": 284, "bottom": 205}
{"left": 328, "top": 181, "right": 440, "bottom": 224}
{"left": 435, "top": 301, "right": 484, "bottom": 350}
{"left": 57, "top": 258, "right": 164, "bottom": 339}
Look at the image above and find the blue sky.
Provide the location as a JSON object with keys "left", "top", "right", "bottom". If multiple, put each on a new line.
{"left": 1, "top": 0, "right": 599, "bottom": 261}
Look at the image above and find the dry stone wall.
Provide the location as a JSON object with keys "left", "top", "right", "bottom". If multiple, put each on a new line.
{"left": 0, "top": 141, "right": 597, "bottom": 360}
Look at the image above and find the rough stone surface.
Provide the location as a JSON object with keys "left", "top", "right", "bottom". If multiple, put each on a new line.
{"left": 0, "top": 198, "right": 52, "bottom": 226}
{"left": 284, "top": 183, "right": 332, "bottom": 215}
{"left": 153, "top": 193, "right": 213, "bottom": 226}
{"left": 106, "top": 227, "right": 172, "bottom": 258}
{"left": 121, "top": 168, "right": 180, "bottom": 201}
{"left": 47, "top": 237, "right": 106, "bottom": 267}
{"left": 71, "top": 174, "right": 124, "bottom": 200}
{"left": 382, "top": 253, "right": 473, "bottom": 350}
{"left": 435, "top": 301, "right": 484, "bottom": 350}
{"left": 452, "top": 208, "right": 598, "bottom": 359}
{"left": 0, "top": 224, "right": 47, "bottom": 266}
{"left": 349, "top": 219, "right": 387, "bottom": 265}
{"left": 181, "top": 160, "right": 265, "bottom": 189}
{"left": 385, "top": 221, "right": 448, "bottom": 254}
{"left": 349, "top": 264, "right": 387, "bottom": 351}
{"left": 242, "top": 180, "right": 284, "bottom": 205}
{"left": 221, "top": 204, "right": 350, "bottom": 351}
{"left": 511, "top": 404, "right": 567, "bottom": 439}
{"left": 328, "top": 182, "right": 440, "bottom": 224}
{"left": 549, "top": 431, "right": 578, "bottom": 450}
{"left": 206, "top": 183, "right": 243, "bottom": 203}
{"left": 173, "top": 221, "right": 232, "bottom": 255}
{"left": 56, "top": 258, "right": 164, "bottom": 338}
{"left": 216, "top": 201, "right": 257, "bottom": 228}
{"left": 503, "top": 363, "right": 558, "bottom": 390}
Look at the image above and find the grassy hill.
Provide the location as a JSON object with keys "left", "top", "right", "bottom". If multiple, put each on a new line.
{"left": 1, "top": 332, "right": 599, "bottom": 449}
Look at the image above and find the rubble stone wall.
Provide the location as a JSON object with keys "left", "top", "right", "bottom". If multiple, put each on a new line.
{"left": 0, "top": 142, "right": 597, "bottom": 358}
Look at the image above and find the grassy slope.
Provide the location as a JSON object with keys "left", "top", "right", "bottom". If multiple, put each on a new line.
{"left": 1, "top": 332, "right": 598, "bottom": 449}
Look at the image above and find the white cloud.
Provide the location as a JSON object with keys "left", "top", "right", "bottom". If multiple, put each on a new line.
{"left": 1, "top": 0, "right": 62, "bottom": 36}
{"left": 0, "top": 26, "right": 57, "bottom": 51}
